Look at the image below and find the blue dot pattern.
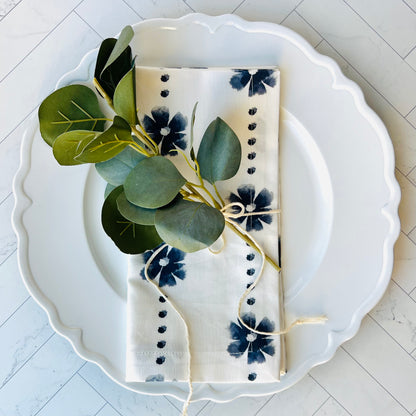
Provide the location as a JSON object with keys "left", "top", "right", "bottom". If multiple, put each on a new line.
{"left": 159, "top": 310, "right": 167, "bottom": 318}
{"left": 156, "top": 356, "right": 165, "bottom": 365}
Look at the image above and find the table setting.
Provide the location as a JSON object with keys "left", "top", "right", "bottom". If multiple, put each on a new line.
{"left": 1, "top": 2, "right": 416, "bottom": 415}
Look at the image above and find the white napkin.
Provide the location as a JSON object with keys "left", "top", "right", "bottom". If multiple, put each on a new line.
{"left": 126, "top": 66, "right": 282, "bottom": 383}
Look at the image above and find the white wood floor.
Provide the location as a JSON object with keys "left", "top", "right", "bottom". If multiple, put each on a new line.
{"left": 1, "top": 0, "right": 416, "bottom": 415}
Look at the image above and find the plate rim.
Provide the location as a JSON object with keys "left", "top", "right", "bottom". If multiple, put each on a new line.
{"left": 12, "top": 12, "right": 401, "bottom": 403}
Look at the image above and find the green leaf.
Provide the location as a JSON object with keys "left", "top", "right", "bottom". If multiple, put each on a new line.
{"left": 101, "top": 26, "right": 134, "bottom": 75}
{"left": 113, "top": 68, "right": 138, "bottom": 125}
{"left": 104, "top": 183, "right": 117, "bottom": 198}
{"left": 76, "top": 116, "right": 134, "bottom": 163}
{"left": 189, "top": 102, "right": 198, "bottom": 161}
{"left": 197, "top": 117, "right": 241, "bottom": 184}
{"left": 102, "top": 186, "right": 162, "bottom": 254}
{"left": 190, "top": 147, "right": 196, "bottom": 161}
{"left": 155, "top": 197, "right": 225, "bottom": 253}
{"left": 124, "top": 156, "right": 186, "bottom": 209}
{"left": 95, "top": 145, "right": 145, "bottom": 186}
{"left": 38, "top": 85, "right": 106, "bottom": 146}
{"left": 94, "top": 38, "right": 132, "bottom": 99}
{"left": 52, "top": 130, "right": 99, "bottom": 165}
{"left": 116, "top": 190, "right": 156, "bottom": 225}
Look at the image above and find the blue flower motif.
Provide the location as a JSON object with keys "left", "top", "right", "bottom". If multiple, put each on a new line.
{"left": 229, "top": 185, "right": 273, "bottom": 232}
{"left": 142, "top": 106, "right": 187, "bottom": 156}
{"left": 230, "top": 69, "right": 276, "bottom": 96}
{"left": 227, "top": 312, "right": 275, "bottom": 364}
{"left": 140, "top": 245, "right": 186, "bottom": 287}
{"left": 145, "top": 374, "right": 164, "bottom": 382}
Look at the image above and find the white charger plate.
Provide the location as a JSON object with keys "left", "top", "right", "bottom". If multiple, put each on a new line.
{"left": 13, "top": 14, "right": 400, "bottom": 402}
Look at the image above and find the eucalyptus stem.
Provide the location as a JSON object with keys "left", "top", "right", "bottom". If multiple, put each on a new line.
{"left": 189, "top": 183, "right": 221, "bottom": 210}
{"left": 136, "top": 123, "right": 159, "bottom": 154}
{"left": 93, "top": 78, "right": 114, "bottom": 110}
{"left": 175, "top": 149, "right": 223, "bottom": 209}
{"left": 185, "top": 183, "right": 212, "bottom": 207}
{"left": 131, "top": 125, "right": 159, "bottom": 155}
{"left": 93, "top": 78, "right": 157, "bottom": 156}
{"left": 174, "top": 148, "right": 224, "bottom": 209}
{"left": 196, "top": 183, "right": 222, "bottom": 209}
{"left": 225, "top": 221, "right": 280, "bottom": 271}
{"left": 171, "top": 148, "right": 198, "bottom": 172}
{"left": 213, "top": 183, "right": 225, "bottom": 206}
{"left": 194, "top": 158, "right": 204, "bottom": 186}
{"left": 129, "top": 142, "right": 151, "bottom": 157}
{"left": 193, "top": 159, "right": 223, "bottom": 208}
{"left": 180, "top": 189, "right": 191, "bottom": 198}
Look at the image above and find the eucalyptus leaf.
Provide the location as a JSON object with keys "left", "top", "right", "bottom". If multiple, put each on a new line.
{"left": 189, "top": 102, "right": 198, "bottom": 161}
{"left": 101, "top": 26, "right": 134, "bottom": 75}
{"left": 113, "top": 68, "right": 138, "bottom": 125}
{"left": 94, "top": 39, "right": 132, "bottom": 99}
{"left": 52, "top": 130, "right": 99, "bottom": 165}
{"left": 124, "top": 156, "right": 186, "bottom": 209}
{"left": 102, "top": 186, "right": 162, "bottom": 254}
{"left": 116, "top": 190, "right": 156, "bottom": 225}
{"left": 38, "top": 85, "right": 106, "bottom": 146}
{"left": 95, "top": 145, "right": 145, "bottom": 186}
{"left": 104, "top": 183, "right": 117, "bottom": 198}
{"left": 197, "top": 117, "right": 241, "bottom": 184}
{"left": 76, "top": 116, "right": 134, "bottom": 163}
{"left": 190, "top": 147, "right": 196, "bottom": 162}
{"left": 155, "top": 197, "right": 225, "bottom": 253}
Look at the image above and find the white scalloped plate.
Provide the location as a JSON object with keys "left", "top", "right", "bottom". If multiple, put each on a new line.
{"left": 12, "top": 14, "right": 400, "bottom": 402}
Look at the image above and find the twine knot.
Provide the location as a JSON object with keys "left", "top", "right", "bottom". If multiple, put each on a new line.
{"left": 221, "top": 202, "right": 281, "bottom": 220}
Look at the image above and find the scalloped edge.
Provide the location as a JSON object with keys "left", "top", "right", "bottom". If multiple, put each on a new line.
{"left": 12, "top": 13, "right": 400, "bottom": 403}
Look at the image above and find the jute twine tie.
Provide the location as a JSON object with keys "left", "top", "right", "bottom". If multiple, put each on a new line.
{"left": 143, "top": 203, "right": 327, "bottom": 415}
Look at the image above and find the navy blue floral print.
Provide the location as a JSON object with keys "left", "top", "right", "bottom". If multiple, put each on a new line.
{"left": 229, "top": 185, "right": 273, "bottom": 232}
{"left": 145, "top": 374, "right": 164, "bottom": 382}
{"left": 227, "top": 312, "right": 275, "bottom": 364}
{"left": 230, "top": 69, "right": 276, "bottom": 96}
{"left": 140, "top": 245, "right": 186, "bottom": 287}
{"left": 142, "top": 106, "right": 187, "bottom": 156}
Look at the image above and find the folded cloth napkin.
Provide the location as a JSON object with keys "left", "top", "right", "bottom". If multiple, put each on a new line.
{"left": 126, "top": 66, "right": 282, "bottom": 383}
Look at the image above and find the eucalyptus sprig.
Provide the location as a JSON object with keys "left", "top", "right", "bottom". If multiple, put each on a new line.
{"left": 38, "top": 26, "right": 278, "bottom": 270}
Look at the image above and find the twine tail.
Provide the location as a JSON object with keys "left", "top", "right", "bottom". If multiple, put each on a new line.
{"left": 209, "top": 233, "right": 226, "bottom": 254}
{"left": 227, "top": 221, "right": 327, "bottom": 337}
{"left": 142, "top": 206, "right": 326, "bottom": 416}
{"left": 144, "top": 244, "right": 193, "bottom": 416}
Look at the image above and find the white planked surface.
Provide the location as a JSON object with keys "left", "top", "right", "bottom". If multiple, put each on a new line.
{"left": 0, "top": 0, "right": 415, "bottom": 415}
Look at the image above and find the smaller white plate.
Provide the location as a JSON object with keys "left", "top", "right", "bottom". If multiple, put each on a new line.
{"left": 13, "top": 14, "right": 400, "bottom": 402}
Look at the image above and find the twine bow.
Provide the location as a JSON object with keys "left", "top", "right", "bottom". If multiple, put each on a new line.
{"left": 220, "top": 201, "right": 281, "bottom": 219}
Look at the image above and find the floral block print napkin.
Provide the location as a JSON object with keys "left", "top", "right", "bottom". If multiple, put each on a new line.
{"left": 126, "top": 66, "right": 282, "bottom": 383}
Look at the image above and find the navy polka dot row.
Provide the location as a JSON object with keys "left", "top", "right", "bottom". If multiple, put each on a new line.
{"left": 161, "top": 74, "right": 170, "bottom": 97}
{"left": 156, "top": 295, "right": 167, "bottom": 365}
{"left": 155, "top": 75, "right": 170, "bottom": 366}
{"left": 154, "top": 73, "right": 170, "bottom": 367}
{"left": 247, "top": 107, "right": 257, "bottom": 175}
{"left": 245, "top": 102, "right": 259, "bottom": 381}
{"left": 245, "top": 252, "right": 256, "bottom": 306}
{"left": 246, "top": 248, "right": 257, "bottom": 381}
